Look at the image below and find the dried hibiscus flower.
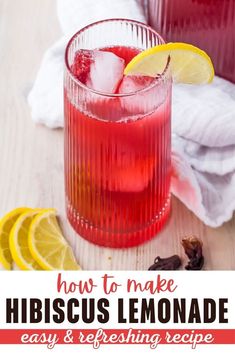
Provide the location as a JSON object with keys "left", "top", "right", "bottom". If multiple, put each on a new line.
{"left": 148, "top": 255, "right": 182, "bottom": 270}
{"left": 182, "top": 236, "right": 204, "bottom": 270}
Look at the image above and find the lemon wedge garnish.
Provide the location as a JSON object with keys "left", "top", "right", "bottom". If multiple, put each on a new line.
{"left": 124, "top": 42, "right": 214, "bottom": 84}
{"left": 0, "top": 207, "right": 31, "bottom": 270}
{"left": 9, "top": 210, "right": 43, "bottom": 270}
{"left": 28, "top": 209, "right": 81, "bottom": 270}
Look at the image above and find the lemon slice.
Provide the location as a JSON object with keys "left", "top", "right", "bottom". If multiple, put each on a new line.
{"left": 0, "top": 207, "right": 31, "bottom": 270}
{"left": 9, "top": 210, "right": 43, "bottom": 270}
{"left": 28, "top": 209, "right": 81, "bottom": 270}
{"left": 124, "top": 42, "right": 214, "bottom": 84}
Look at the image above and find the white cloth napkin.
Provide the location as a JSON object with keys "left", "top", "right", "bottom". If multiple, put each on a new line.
{"left": 28, "top": 0, "right": 235, "bottom": 227}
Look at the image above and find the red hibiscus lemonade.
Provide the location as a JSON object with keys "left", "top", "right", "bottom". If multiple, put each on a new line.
{"left": 64, "top": 20, "right": 172, "bottom": 247}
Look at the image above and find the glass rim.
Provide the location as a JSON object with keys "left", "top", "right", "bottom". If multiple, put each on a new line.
{"left": 64, "top": 18, "right": 170, "bottom": 98}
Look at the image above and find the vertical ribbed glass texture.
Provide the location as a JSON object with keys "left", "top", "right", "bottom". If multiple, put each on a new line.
{"left": 148, "top": 0, "right": 235, "bottom": 83}
{"left": 64, "top": 19, "right": 172, "bottom": 248}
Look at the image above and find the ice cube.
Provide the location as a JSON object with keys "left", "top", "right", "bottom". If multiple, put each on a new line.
{"left": 92, "top": 162, "right": 152, "bottom": 192}
{"left": 107, "top": 159, "right": 154, "bottom": 192}
{"left": 119, "top": 74, "right": 170, "bottom": 117}
{"left": 71, "top": 49, "right": 93, "bottom": 84}
{"left": 119, "top": 75, "right": 157, "bottom": 115}
{"left": 71, "top": 49, "right": 125, "bottom": 94}
{"left": 119, "top": 75, "right": 154, "bottom": 94}
{"left": 88, "top": 50, "right": 125, "bottom": 93}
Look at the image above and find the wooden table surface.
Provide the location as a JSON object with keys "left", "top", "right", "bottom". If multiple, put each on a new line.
{"left": 0, "top": 0, "right": 234, "bottom": 270}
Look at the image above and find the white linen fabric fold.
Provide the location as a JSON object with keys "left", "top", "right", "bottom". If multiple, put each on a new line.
{"left": 28, "top": 0, "right": 235, "bottom": 227}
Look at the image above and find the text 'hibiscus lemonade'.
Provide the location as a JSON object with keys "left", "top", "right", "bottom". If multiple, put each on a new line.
{"left": 64, "top": 19, "right": 172, "bottom": 247}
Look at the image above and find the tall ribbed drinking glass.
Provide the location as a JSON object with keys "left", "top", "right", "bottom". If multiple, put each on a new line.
{"left": 64, "top": 19, "right": 172, "bottom": 248}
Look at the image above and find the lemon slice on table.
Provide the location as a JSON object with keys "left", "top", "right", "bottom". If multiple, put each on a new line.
{"left": 28, "top": 209, "right": 81, "bottom": 270}
{"left": 124, "top": 42, "right": 214, "bottom": 84}
{"left": 9, "top": 210, "right": 43, "bottom": 270}
{"left": 0, "top": 207, "right": 31, "bottom": 270}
